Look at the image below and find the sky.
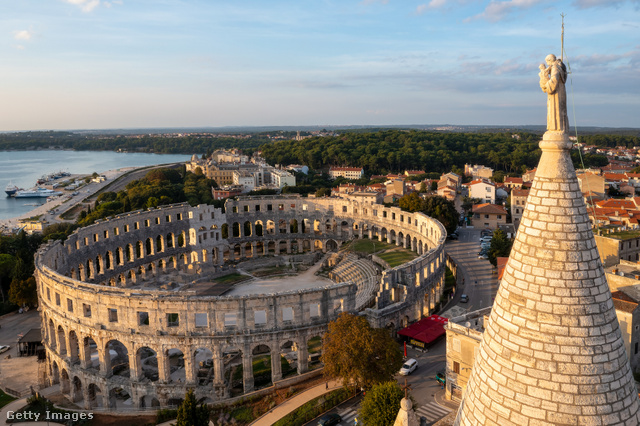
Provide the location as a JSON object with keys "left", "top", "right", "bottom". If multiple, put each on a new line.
{"left": 1, "top": 0, "right": 639, "bottom": 131}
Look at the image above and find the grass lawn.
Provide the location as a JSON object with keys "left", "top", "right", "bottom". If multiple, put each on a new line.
{"left": 307, "top": 336, "right": 321, "bottom": 353}
{"left": 0, "top": 390, "right": 16, "bottom": 409}
{"left": 214, "top": 273, "right": 250, "bottom": 285}
{"left": 349, "top": 239, "right": 397, "bottom": 254}
{"left": 377, "top": 249, "right": 417, "bottom": 267}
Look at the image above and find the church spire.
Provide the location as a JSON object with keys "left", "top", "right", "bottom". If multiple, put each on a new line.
{"left": 453, "top": 56, "right": 640, "bottom": 425}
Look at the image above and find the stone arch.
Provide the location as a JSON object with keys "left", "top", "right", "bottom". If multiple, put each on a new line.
{"left": 307, "top": 335, "right": 323, "bottom": 371}
{"left": 87, "top": 383, "right": 103, "bottom": 408}
{"left": 232, "top": 222, "right": 241, "bottom": 238}
{"left": 380, "top": 227, "right": 388, "bottom": 242}
{"left": 136, "top": 241, "right": 144, "bottom": 259}
{"left": 252, "top": 344, "right": 273, "bottom": 389}
{"left": 108, "top": 386, "right": 131, "bottom": 409}
{"left": 72, "top": 376, "right": 83, "bottom": 403}
{"left": 243, "top": 221, "right": 252, "bottom": 237}
{"left": 105, "top": 251, "right": 112, "bottom": 270}
{"left": 244, "top": 242, "right": 253, "bottom": 258}
{"left": 84, "top": 337, "right": 99, "bottom": 369}
{"left": 126, "top": 243, "right": 134, "bottom": 261}
{"left": 68, "top": 330, "right": 80, "bottom": 361}
{"left": 289, "top": 219, "right": 298, "bottom": 233}
{"left": 115, "top": 247, "right": 123, "bottom": 265}
{"left": 222, "top": 346, "right": 244, "bottom": 396}
{"left": 314, "top": 240, "right": 323, "bottom": 251}
{"left": 51, "top": 361, "right": 60, "bottom": 384}
{"left": 146, "top": 237, "right": 154, "bottom": 256}
{"left": 60, "top": 368, "right": 71, "bottom": 395}
{"left": 57, "top": 325, "right": 67, "bottom": 356}
{"left": 266, "top": 220, "right": 275, "bottom": 235}
{"left": 325, "top": 239, "right": 339, "bottom": 251}
{"left": 106, "top": 340, "right": 130, "bottom": 378}
{"left": 255, "top": 220, "right": 264, "bottom": 237}
{"left": 48, "top": 319, "right": 57, "bottom": 351}
{"left": 136, "top": 346, "right": 159, "bottom": 382}
{"left": 194, "top": 347, "right": 214, "bottom": 386}
{"left": 166, "top": 348, "right": 186, "bottom": 383}
{"left": 140, "top": 395, "right": 160, "bottom": 409}
{"left": 95, "top": 255, "right": 103, "bottom": 275}
{"left": 156, "top": 234, "right": 165, "bottom": 252}
{"left": 166, "top": 233, "right": 174, "bottom": 248}
{"left": 280, "top": 340, "right": 297, "bottom": 378}
{"left": 267, "top": 241, "right": 276, "bottom": 254}
{"left": 221, "top": 224, "right": 229, "bottom": 239}
{"left": 389, "top": 229, "right": 397, "bottom": 244}
{"left": 279, "top": 219, "right": 289, "bottom": 234}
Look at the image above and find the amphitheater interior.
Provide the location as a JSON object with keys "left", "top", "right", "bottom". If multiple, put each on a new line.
{"left": 35, "top": 195, "right": 447, "bottom": 410}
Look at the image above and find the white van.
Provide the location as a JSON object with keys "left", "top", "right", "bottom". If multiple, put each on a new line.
{"left": 399, "top": 358, "right": 418, "bottom": 375}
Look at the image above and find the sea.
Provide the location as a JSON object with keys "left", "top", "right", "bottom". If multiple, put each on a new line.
{"left": 0, "top": 150, "right": 192, "bottom": 220}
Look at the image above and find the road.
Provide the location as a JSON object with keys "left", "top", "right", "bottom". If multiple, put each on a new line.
{"left": 445, "top": 227, "right": 499, "bottom": 311}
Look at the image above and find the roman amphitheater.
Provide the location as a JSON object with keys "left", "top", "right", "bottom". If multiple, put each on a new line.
{"left": 35, "top": 195, "right": 448, "bottom": 410}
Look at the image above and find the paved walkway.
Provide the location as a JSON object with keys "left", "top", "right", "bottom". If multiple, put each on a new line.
{"left": 248, "top": 379, "right": 342, "bottom": 426}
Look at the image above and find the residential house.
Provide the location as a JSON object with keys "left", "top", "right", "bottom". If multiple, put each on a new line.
{"left": 466, "top": 179, "right": 496, "bottom": 204}
{"left": 577, "top": 172, "right": 606, "bottom": 198}
{"left": 510, "top": 188, "right": 529, "bottom": 229}
{"left": 503, "top": 177, "right": 523, "bottom": 189}
{"left": 472, "top": 203, "right": 507, "bottom": 229}
{"left": 522, "top": 168, "right": 537, "bottom": 184}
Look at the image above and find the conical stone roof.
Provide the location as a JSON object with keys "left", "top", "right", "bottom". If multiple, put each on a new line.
{"left": 454, "top": 132, "right": 640, "bottom": 425}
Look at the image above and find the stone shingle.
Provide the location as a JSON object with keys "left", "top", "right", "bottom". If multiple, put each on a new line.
{"left": 454, "top": 132, "right": 640, "bottom": 425}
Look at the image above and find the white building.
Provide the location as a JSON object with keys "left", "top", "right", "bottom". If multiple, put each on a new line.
{"left": 328, "top": 167, "right": 364, "bottom": 180}
{"left": 466, "top": 179, "right": 496, "bottom": 204}
{"left": 232, "top": 171, "right": 256, "bottom": 192}
{"left": 270, "top": 169, "right": 296, "bottom": 189}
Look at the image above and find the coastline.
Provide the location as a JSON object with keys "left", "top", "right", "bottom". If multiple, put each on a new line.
{"left": 0, "top": 167, "right": 139, "bottom": 232}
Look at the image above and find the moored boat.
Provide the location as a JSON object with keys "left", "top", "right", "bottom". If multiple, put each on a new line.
{"left": 14, "top": 187, "right": 63, "bottom": 198}
{"left": 5, "top": 182, "right": 22, "bottom": 197}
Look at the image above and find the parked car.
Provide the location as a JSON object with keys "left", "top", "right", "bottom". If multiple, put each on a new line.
{"left": 480, "top": 236, "right": 492, "bottom": 243}
{"left": 399, "top": 358, "right": 418, "bottom": 375}
{"left": 0, "top": 345, "right": 10, "bottom": 354}
{"left": 436, "top": 371, "right": 446, "bottom": 385}
{"left": 318, "top": 413, "right": 342, "bottom": 426}
{"left": 447, "top": 232, "right": 458, "bottom": 240}
{"left": 460, "top": 294, "right": 469, "bottom": 303}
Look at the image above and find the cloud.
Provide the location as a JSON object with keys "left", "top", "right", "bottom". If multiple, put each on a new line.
{"left": 13, "top": 30, "right": 33, "bottom": 41}
{"left": 468, "top": 0, "right": 545, "bottom": 22}
{"left": 360, "top": 0, "right": 389, "bottom": 5}
{"left": 572, "top": 0, "right": 640, "bottom": 9}
{"left": 64, "top": 0, "right": 101, "bottom": 12}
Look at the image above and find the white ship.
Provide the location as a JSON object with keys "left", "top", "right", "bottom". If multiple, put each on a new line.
{"left": 14, "top": 187, "right": 63, "bottom": 198}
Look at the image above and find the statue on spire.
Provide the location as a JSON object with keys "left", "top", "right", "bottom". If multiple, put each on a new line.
{"left": 539, "top": 54, "right": 569, "bottom": 134}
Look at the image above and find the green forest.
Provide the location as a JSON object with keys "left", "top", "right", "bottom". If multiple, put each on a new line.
{"left": 259, "top": 130, "right": 620, "bottom": 175}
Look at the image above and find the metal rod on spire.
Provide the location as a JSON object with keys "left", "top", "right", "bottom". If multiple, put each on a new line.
{"left": 561, "top": 13, "right": 566, "bottom": 62}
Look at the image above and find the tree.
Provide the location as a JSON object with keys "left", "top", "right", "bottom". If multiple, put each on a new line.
{"left": 9, "top": 277, "right": 37, "bottom": 307}
{"left": 419, "top": 181, "right": 427, "bottom": 193}
{"left": 398, "top": 192, "right": 423, "bottom": 213}
{"left": 359, "top": 381, "right": 408, "bottom": 426}
{"left": 322, "top": 312, "right": 403, "bottom": 390}
{"left": 421, "top": 196, "right": 459, "bottom": 235}
{"left": 488, "top": 229, "right": 513, "bottom": 267}
{"left": 0, "top": 254, "right": 16, "bottom": 303}
{"left": 175, "top": 389, "right": 209, "bottom": 426}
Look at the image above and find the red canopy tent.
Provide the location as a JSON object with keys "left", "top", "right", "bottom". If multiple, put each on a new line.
{"left": 397, "top": 315, "right": 449, "bottom": 348}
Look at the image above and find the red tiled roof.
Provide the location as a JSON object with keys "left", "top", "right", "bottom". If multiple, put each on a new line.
{"left": 472, "top": 203, "right": 507, "bottom": 214}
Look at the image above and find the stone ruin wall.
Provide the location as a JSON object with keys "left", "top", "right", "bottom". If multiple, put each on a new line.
{"left": 35, "top": 195, "right": 446, "bottom": 410}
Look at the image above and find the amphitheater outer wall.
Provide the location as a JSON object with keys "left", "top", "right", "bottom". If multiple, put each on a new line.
{"left": 35, "top": 195, "right": 446, "bottom": 410}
